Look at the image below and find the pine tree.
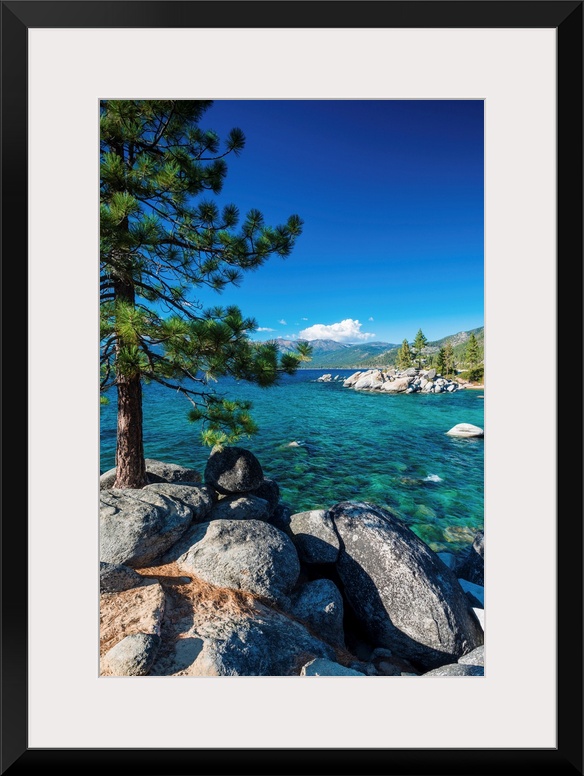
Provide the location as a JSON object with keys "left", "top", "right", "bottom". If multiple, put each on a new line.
{"left": 444, "top": 342, "right": 456, "bottom": 376}
{"left": 465, "top": 332, "right": 481, "bottom": 368}
{"left": 396, "top": 339, "right": 413, "bottom": 370}
{"left": 412, "top": 328, "right": 428, "bottom": 369}
{"left": 436, "top": 347, "right": 447, "bottom": 375}
{"left": 100, "top": 100, "right": 310, "bottom": 488}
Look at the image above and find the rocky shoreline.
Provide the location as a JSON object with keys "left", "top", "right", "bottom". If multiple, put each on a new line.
{"left": 100, "top": 447, "right": 485, "bottom": 677}
{"left": 317, "top": 366, "right": 483, "bottom": 394}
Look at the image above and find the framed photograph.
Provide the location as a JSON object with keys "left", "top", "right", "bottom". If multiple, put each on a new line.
{"left": 4, "top": 1, "right": 582, "bottom": 773}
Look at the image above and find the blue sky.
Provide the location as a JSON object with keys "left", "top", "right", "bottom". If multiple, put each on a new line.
{"left": 192, "top": 99, "right": 483, "bottom": 345}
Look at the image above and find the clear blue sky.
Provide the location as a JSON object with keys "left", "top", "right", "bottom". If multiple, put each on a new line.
{"left": 193, "top": 99, "right": 483, "bottom": 345}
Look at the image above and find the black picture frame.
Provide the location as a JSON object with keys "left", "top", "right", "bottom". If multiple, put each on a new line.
{"left": 2, "top": 1, "right": 582, "bottom": 774}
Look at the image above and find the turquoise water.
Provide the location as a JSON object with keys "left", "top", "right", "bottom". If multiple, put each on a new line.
{"left": 100, "top": 369, "right": 484, "bottom": 556}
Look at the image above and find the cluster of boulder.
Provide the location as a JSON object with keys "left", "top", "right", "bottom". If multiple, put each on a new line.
{"left": 340, "top": 367, "right": 461, "bottom": 394}
{"left": 316, "top": 373, "right": 344, "bottom": 382}
{"left": 99, "top": 447, "right": 485, "bottom": 677}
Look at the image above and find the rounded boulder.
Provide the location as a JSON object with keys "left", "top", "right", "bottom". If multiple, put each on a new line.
{"left": 204, "top": 446, "right": 264, "bottom": 495}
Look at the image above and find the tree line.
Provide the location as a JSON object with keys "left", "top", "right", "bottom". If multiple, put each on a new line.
{"left": 395, "top": 329, "right": 482, "bottom": 378}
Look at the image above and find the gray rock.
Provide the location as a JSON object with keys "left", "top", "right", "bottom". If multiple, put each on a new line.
{"left": 370, "top": 647, "right": 394, "bottom": 660}
{"left": 354, "top": 371, "right": 384, "bottom": 390}
{"left": 100, "top": 489, "right": 193, "bottom": 567}
{"left": 143, "top": 483, "right": 215, "bottom": 522}
{"left": 376, "top": 661, "right": 402, "bottom": 676}
{"left": 100, "top": 562, "right": 145, "bottom": 593}
{"left": 446, "top": 423, "right": 484, "bottom": 438}
{"left": 102, "top": 633, "right": 161, "bottom": 676}
{"left": 380, "top": 377, "right": 412, "bottom": 393}
{"left": 422, "top": 663, "right": 484, "bottom": 676}
{"left": 458, "top": 645, "right": 485, "bottom": 666}
{"left": 300, "top": 658, "right": 364, "bottom": 677}
{"left": 204, "top": 446, "right": 264, "bottom": 495}
{"left": 267, "top": 503, "right": 293, "bottom": 535}
{"left": 425, "top": 368, "right": 437, "bottom": 379}
{"left": 456, "top": 530, "right": 484, "bottom": 586}
{"left": 343, "top": 371, "right": 363, "bottom": 387}
{"left": 150, "top": 600, "right": 336, "bottom": 676}
{"left": 330, "top": 501, "right": 484, "bottom": 670}
{"left": 100, "top": 459, "right": 201, "bottom": 490}
{"left": 176, "top": 519, "right": 300, "bottom": 603}
{"left": 144, "top": 459, "right": 201, "bottom": 484}
{"left": 290, "top": 579, "right": 345, "bottom": 647}
{"left": 288, "top": 509, "right": 340, "bottom": 563}
{"left": 207, "top": 495, "right": 271, "bottom": 523}
{"left": 405, "top": 367, "right": 418, "bottom": 377}
{"left": 248, "top": 478, "right": 280, "bottom": 517}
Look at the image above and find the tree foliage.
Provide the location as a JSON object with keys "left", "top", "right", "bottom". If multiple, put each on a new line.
{"left": 396, "top": 339, "right": 413, "bottom": 370}
{"left": 100, "top": 100, "right": 311, "bottom": 487}
{"left": 443, "top": 342, "right": 456, "bottom": 376}
{"left": 465, "top": 332, "right": 481, "bottom": 368}
{"left": 412, "top": 328, "right": 428, "bottom": 369}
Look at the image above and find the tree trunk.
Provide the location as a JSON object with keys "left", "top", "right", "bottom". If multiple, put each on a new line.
{"left": 112, "top": 240, "right": 148, "bottom": 489}
{"left": 113, "top": 371, "right": 147, "bottom": 488}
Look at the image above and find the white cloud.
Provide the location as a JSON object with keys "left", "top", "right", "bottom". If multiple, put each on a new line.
{"left": 256, "top": 327, "right": 275, "bottom": 332}
{"left": 298, "top": 318, "right": 376, "bottom": 343}
{"left": 301, "top": 317, "right": 308, "bottom": 321}
{"left": 368, "top": 316, "right": 374, "bottom": 322}
{"left": 278, "top": 319, "right": 287, "bottom": 326}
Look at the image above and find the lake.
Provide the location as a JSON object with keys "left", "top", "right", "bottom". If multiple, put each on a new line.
{"left": 100, "top": 369, "right": 484, "bottom": 556}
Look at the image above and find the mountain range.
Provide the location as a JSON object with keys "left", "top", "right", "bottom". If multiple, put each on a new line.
{"left": 265, "top": 327, "right": 484, "bottom": 369}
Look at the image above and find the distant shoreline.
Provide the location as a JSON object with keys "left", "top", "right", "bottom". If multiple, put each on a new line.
{"left": 297, "top": 366, "right": 485, "bottom": 390}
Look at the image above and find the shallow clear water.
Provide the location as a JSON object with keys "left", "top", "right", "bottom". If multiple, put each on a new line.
{"left": 100, "top": 369, "right": 484, "bottom": 557}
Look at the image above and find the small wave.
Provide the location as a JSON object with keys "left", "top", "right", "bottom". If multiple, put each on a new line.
{"left": 423, "top": 474, "right": 443, "bottom": 483}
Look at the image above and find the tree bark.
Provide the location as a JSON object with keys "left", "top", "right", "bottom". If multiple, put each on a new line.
{"left": 111, "top": 237, "right": 148, "bottom": 489}
{"left": 113, "top": 373, "right": 147, "bottom": 488}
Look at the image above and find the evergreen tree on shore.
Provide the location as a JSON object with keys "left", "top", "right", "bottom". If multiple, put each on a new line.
{"left": 443, "top": 342, "right": 456, "bottom": 376}
{"left": 396, "top": 339, "right": 413, "bottom": 370}
{"left": 412, "top": 328, "right": 428, "bottom": 369}
{"left": 465, "top": 332, "right": 481, "bottom": 368}
{"left": 101, "top": 100, "right": 310, "bottom": 488}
